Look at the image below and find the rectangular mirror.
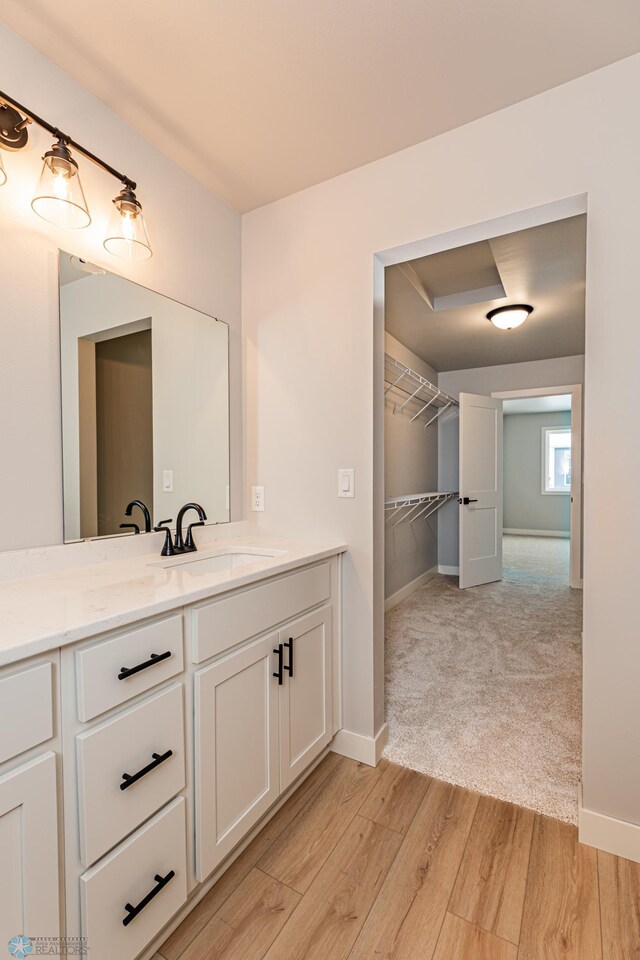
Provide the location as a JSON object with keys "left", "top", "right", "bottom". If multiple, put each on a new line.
{"left": 59, "top": 252, "right": 229, "bottom": 542}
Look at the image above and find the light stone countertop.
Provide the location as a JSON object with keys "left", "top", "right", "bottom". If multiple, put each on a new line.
{"left": 0, "top": 536, "right": 347, "bottom": 666}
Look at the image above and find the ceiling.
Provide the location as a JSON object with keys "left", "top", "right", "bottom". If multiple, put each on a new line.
{"left": 385, "top": 214, "right": 586, "bottom": 372}
{"left": 503, "top": 395, "right": 572, "bottom": 415}
{"left": 2, "top": 2, "right": 640, "bottom": 211}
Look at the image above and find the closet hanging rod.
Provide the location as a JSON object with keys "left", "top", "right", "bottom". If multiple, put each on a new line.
{"left": 384, "top": 354, "right": 459, "bottom": 423}
{"left": 384, "top": 491, "right": 458, "bottom": 525}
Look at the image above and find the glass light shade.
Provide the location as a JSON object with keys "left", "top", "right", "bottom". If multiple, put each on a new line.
{"left": 31, "top": 142, "right": 91, "bottom": 228}
{"left": 0, "top": 152, "right": 6, "bottom": 187}
{"left": 487, "top": 304, "right": 533, "bottom": 330}
{"left": 104, "top": 187, "right": 152, "bottom": 261}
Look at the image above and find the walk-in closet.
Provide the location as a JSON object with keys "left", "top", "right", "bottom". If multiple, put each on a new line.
{"left": 382, "top": 213, "right": 586, "bottom": 824}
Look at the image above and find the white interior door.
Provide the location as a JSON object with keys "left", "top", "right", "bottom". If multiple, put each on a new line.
{"left": 459, "top": 392, "right": 503, "bottom": 589}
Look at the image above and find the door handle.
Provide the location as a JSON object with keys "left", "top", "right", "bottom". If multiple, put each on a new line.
{"left": 284, "top": 638, "right": 294, "bottom": 678}
{"left": 458, "top": 497, "right": 478, "bottom": 505}
{"left": 273, "top": 644, "right": 284, "bottom": 685}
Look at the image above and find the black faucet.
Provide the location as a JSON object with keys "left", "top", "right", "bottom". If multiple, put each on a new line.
{"left": 175, "top": 503, "right": 207, "bottom": 553}
{"left": 122, "top": 500, "right": 152, "bottom": 533}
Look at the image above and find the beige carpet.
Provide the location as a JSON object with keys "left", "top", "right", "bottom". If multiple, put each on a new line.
{"left": 384, "top": 536, "right": 582, "bottom": 823}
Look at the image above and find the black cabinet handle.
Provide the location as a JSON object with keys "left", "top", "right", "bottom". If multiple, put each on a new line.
{"left": 120, "top": 750, "right": 173, "bottom": 791}
{"left": 458, "top": 497, "right": 479, "bottom": 505}
{"left": 118, "top": 651, "right": 172, "bottom": 681}
{"left": 273, "top": 644, "right": 284, "bottom": 685}
{"left": 122, "top": 870, "right": 175, "bottom": 927}
{"left": 284, "top": 637, "right": 294, "bottom": 678}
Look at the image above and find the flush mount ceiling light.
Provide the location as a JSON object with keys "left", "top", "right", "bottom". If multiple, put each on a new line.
{"left": 486, "top": 304, "right": 533, "bottom": 330}
{"left": 0, "top": 89, "right": 152, "bottom": 259}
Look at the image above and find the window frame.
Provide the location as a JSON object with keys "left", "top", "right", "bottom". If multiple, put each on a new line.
{"left": 541, "top": 425, "right": 572, "bottom": 496}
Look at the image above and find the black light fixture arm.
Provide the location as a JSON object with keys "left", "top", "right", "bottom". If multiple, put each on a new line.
{"left": 0, "top": 89, "right": 136, "bottom": 189}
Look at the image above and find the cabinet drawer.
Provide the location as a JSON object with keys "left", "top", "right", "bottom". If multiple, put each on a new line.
{"left": 77, "top": 683, "right": 185, "bottom": 866}
{"left": 192, "top": 562, "right": 331, "bottom": 663}
{"left": 80, "top": 796, "right": 187, "bottom": 960}
{"left": 0, "top": 662, "right": 53, "bottom": 764}
{"left": 76, "top": 615, "right": 184, "bottom": 722}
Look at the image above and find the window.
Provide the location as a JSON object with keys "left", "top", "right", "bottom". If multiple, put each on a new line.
{"left": 543, "top": 427, "right": 572, "bottom": 494}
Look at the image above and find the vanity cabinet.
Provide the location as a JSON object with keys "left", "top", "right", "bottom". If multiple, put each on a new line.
{"left": 0, "top": 753, "right": 60, "bottom": 947}
{"left": 3, "top": 547, "right": 343, "bottom": 960}
{"left": 194, "top": 595, "right": 333, "bottom": 881}
{"left": 194, "top": 632, "right": 280, "bottom": 880}
{"left": 278, "top": 606, "right": 332, "bottom": 790}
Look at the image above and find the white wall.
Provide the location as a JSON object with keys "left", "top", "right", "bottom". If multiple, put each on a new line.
{"left": 243, "top": 55, "right": 640, "bottom": 828}
{"left": 437, "top": 355, "right": 584, "bottom": 566}
{"left": 60, "top": 273, "right": 229, "bottom": 539}
{"left": 384, "top": 332, "right": 438, "bottom": 600}
{"left": 0, "top": 23, "right": 241, "bottom": 551}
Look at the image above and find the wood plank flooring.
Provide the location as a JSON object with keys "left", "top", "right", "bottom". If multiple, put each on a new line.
{"left": 158, "top": 755, "right": 639, "bottom": 960}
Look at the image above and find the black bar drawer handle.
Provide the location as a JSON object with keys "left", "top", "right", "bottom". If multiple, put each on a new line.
{"left": 120, "top": 750, "right": 173, "bottom": 791}
{"left": 122, "top": 869, "right": 175, "bottom": 927}
{"left": 118, "top": 651, "right": 172, "bottom": 681}
{"left": 284, "top": 637, "right": 294, "bottom": 678}
{"left": 273, "top": 644, "right": 284, "bottom": 685}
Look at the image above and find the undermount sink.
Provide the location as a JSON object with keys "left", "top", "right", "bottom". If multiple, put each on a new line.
{"left": 149, "top": 547, "right": 285, "bottom": 575}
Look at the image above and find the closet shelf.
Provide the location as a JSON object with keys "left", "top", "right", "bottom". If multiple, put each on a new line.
{"left": 384, "top": 491, "right": 458, "bottom": 525}
{"left": 384, "top": 354, "right": 458, "bottom": 426}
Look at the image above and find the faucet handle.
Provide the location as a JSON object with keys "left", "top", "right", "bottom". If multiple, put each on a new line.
{"left": 185, "top": 521, "right": 205, "bottom": 552}
{"left": 153, "top": 520, "right": 176, "bottom": 557}
{"left": 119, "top": 522, "right": 140, "bottom": 535}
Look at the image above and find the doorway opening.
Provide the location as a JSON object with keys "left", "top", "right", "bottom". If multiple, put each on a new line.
{"left": 378, "top": 199, "right": 586, "bottom": 823}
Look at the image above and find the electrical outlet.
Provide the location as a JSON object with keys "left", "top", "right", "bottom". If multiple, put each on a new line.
{"left": 251, "top": 485, "right": 265, "bottom": 511}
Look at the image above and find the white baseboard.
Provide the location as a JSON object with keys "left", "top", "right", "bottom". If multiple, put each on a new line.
{"left": 578, "top": 783, "right": 640, "bottom": 863}
{"left": 331, "top": 723, "right": 388, "bottom": 767}
{"left": 384, "top": 567, "right": 437, "bottom": 612}
{"left": 503, "top": 528, "right": 570, "bottom": 538}
{"left": 438, "top": 564, "right": 459, "bottom": 576}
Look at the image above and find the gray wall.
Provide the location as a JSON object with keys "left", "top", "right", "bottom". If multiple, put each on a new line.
{"left": 504, "top": 411, "right": 571, "bottom": 532}
{"left": 437, "top": 355, "right": 583, "bottom": 567}
{"left": 384, "top": 332, "right": 439, "bottom": 600}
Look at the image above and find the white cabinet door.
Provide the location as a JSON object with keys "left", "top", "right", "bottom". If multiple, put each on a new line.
{"left": 279, "top": 606, "right": 332, "bottom": 791}
{"left": 194, "top": 633, "right": 280, "bottom": 881}
{"left": 0, "top": 753, "right": 60, "bottom": 947}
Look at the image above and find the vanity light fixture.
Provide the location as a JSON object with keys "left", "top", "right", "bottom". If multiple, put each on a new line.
{"left": 0, "top": 89, "right": 152, "bottom": 259}
{"left": 32, "top": 137, "right": 91, "bottom": 228}
{"left": 486, "top": 304, "right": 533, "bottom": 330}
{"left": 104, "top": 185, "right": 152, "bottom": 261}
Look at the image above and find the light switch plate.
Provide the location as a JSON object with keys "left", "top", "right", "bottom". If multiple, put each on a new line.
{"left": 163, "top": 470, "right": 173, "bottom": 492}
{"left": 251, "top": 486, "right": 265, "bottom": 511}
{"left": 338, "top": 468, "right": 355, "bottom": 498}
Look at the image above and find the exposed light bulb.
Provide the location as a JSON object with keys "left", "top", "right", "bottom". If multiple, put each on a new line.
{"left": 104, "top": 185, "right": 152, "bottom": 260}
{"left": 31, "top": 138, "right": 90, "bottom": 228}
